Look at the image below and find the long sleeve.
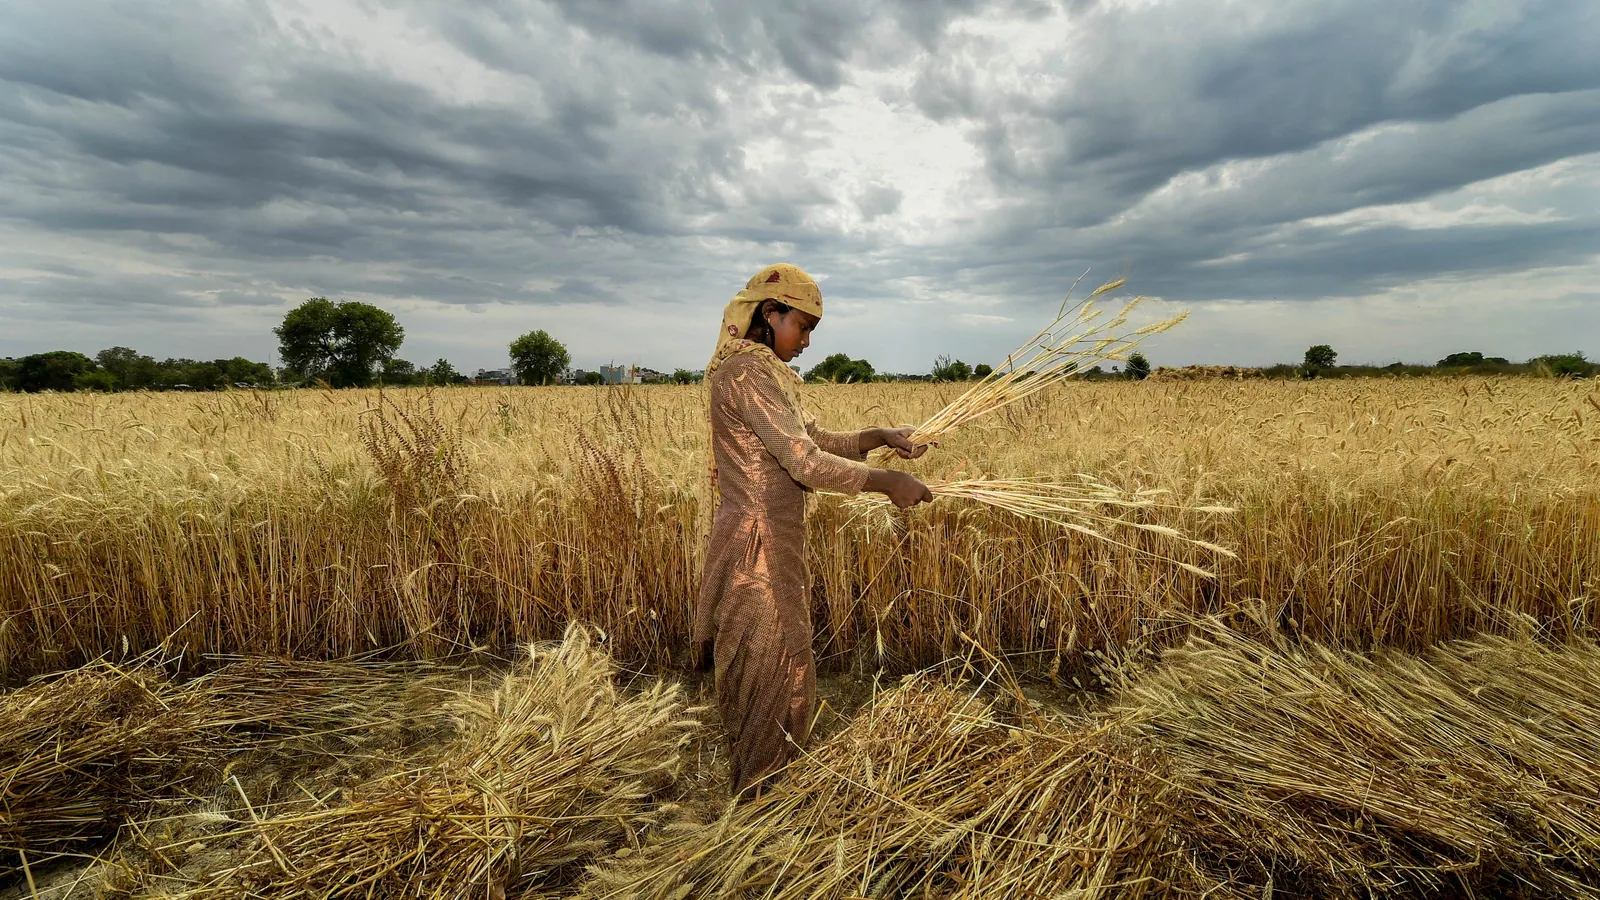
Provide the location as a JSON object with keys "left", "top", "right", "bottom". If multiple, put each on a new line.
{"left": 804, "top": 414, "right": 869, "bottom": 461}
{"left": 725, "top": 361, "right": 871, "bottom": 495}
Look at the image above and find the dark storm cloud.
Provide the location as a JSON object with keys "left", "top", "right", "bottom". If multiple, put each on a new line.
{"left": 933, "top": 0, "right": 1600, "bottom": 203}
{"left": 1, "top": 0, "right": 1597, "bottom": 371}
{"left": 887, "top": 0, "right": 1600, "bottom": 317}
{"left": 542, "top": 0, "right": 983, "bottom": 84}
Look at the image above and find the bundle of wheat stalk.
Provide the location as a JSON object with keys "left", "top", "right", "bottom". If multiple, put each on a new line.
{"left": 844, "top": 475, "right": 1236, "bottom": 577}
{"left": 849, "top": 279, "right": 1223, "bottom": 573}
{"left": 1119, "top": 628, "right": 1600, "bottom": 896}
{"left": 578, "top": 676, "right": 1186, "bottom": 900}
{"left": 191, "top": 656, "right": 466, "bottom": 745}
{"left": 2, "top": 655, "right": 455, "bottom": 875}
{"left": 883, "top": 276, "right": 1187, "bottom": 455}
{"left": 0, "top": 664, "right": 214, "bottom": 867}
{"left": 579, "top": 632, "right": 1600, "bottom": 899}
{"left": 127, "top": 625, "right": 700, "bottom": 900}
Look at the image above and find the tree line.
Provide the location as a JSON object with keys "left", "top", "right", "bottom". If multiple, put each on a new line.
{"left": 0, "top": 349, "right": 275, "bottom": 393}
{"left": 1285, "top": 345, "right": 1595, "bottom": 380}
{"left": 2, "top": 297, "right": 1592, "bottom": 392}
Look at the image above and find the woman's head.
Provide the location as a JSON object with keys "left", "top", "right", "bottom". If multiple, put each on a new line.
{"left": 709, "top": 263, "right": 825, "bottom": 371}
{"left": 745, "top": 299, "right": 819, "bottom": 363}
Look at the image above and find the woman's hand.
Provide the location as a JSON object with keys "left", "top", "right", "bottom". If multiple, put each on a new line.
{"left": 868, "top": 426, "right": 930, "bottom": 459}
{"left": 866, "top": 469, "right": 935, "bottom": 508}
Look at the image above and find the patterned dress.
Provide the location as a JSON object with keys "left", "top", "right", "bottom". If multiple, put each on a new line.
{"left": 694, "top": 351, "right": 871, "bottom": 795}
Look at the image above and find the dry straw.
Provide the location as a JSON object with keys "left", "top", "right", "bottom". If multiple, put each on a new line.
{"left": 844, "top": 475, "right": 1237, "bottom": 577}
{"left": 1118, "top": 628, "right": 1600, "bottom": 896}
{"left": 1, "top": 654, "right": 451, "bottom": 871}
{"left": 579, "top": 677, "right": 1179, "bottom": 899}
{"left": 580, "top": 631, "right": 1600, "bottom": 899}
{"left": 119, "top": 625, "right": 701, "bottom": 900}
{"left": 0, "top": 663, "right": 209, "bottom": 865}
{"left": 849, "top": 277, "right": 1228, "bottom": 574}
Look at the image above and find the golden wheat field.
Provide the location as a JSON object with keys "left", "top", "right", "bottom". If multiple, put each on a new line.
{"left": 2, "top": 377, "right": 1596, "bottom": 680}
{"left": 5, "top": 376, "right": 1600, "bottom": 899}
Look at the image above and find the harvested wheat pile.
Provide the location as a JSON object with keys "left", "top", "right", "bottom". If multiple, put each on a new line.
{"left": 2, "top": 654, "right": 460, "bottom": 878}
{"left": 1122, "top": 630, "right": 1600, "bottom": 897}
{"left": 116, "top": 624, "right": 700, "bottom": 900}
{"left": 0, "top": 664, "right": 212, "bottom": 864}
{"left": 580, "top": 634, "right": 1600, "bottom": 899}
{"left": 16, "top": 627, "right": 1600, "bottom": 899}
{"left": 578, "top": 676, "right": 1190, "bottom": 900}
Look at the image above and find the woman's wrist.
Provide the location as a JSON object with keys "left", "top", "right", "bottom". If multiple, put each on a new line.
{"left": 858, "top": 427, "right": 885, "bottom": 454}
{"left": 864, "top": 467, "right": 902, "bottom": 493}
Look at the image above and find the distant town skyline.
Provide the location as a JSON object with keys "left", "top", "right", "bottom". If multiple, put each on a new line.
{"left": 3, "top": 0, "right": 1597, "bottom": 374}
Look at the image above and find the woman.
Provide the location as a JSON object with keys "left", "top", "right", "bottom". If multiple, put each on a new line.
{"left": 696, "top": 263, "right": 933, "bottom": 798}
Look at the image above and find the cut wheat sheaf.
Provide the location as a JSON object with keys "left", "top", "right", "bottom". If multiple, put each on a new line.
{"left": 844, "top": 277, "right": 1233, "bottom": 576}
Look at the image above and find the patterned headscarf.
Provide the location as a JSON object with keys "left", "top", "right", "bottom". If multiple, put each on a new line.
{"left": 700, "top": 264, "right": 825, "bottom": 536}
{"left": 704, "top": 263, "right": 823, "bottom": 385}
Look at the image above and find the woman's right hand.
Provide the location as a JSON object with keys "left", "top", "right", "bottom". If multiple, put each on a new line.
{"left": 869, "top": 469, "right": 934, "bottom": 508}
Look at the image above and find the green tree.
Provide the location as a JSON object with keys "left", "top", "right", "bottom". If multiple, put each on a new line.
{"left": 274, "top": 298, "right": 405, "bottom": 388}
{"left": 1126, "top": 352, "right": 1151, "bottom": 380}
{"left": 152, "top": 359, "right": 202, "bottom": 390}
{"left": 0, "top": 358, "right": 18, "bottom": 391}
{"left": 1532, "top": 352, "right": 1594, "bottom": 377}
{"left": 168, "top": 359, "right": 227, "bottom": 390}
{"left": 805, "top": 353, "right": 851, "bottom": 382}
{"left": 580, "top": 371, "right": 607, "bottom": 386}
{"left": 805, "top": 352, "right": 875, "bottom": 383}
{"left": 74, "top": 370, "right": 118, "bottom": 392}
{"left": 18, "top": 351, "right": 97, "bottom": 392}
{"left": 1437, "top": 351, "right": 1485, "bottom": 368}
{"left": 218, "top": 357, "right": 274, "bottom": 386}
{"left": 931, "top": 355, "right": 972, "bottom": 381}
{"left": 671, "top": 368, "right": 700, "bottom": 384}
{"left": 973, "top": 363, "right": 993, "bottom": 379}
{"left": 97, "top": 346, "right": 160, "bottom": 390}
{"left": 839, "top": 358, "right": 874, "bottom": 383}
{"left": 381, "top": 358, "right": 420, "bottom": 386}
{"left": 508, "top": 330, "right": 571, "bottom": 386}
{"left": 426, "top": 359, "right": 464, "bottom": 385}
{"left": 1303, "top": 344, "right": 1338, "bottom": 369}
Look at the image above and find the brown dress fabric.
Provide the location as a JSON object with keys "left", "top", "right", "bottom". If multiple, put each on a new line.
{"left": 694, "top": 352, "right": 870, "bottom": 796}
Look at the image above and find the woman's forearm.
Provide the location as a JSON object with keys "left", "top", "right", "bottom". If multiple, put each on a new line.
{"left": 857, "top": 427, "right": 884, "bottom": 454}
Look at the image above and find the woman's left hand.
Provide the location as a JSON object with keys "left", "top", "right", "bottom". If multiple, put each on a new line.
{"left": 877, "top": 426, "right": 929, "bottom": 459}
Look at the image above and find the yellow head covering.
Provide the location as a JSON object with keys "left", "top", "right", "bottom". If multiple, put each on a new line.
{"left": 703, "top": 262, "right": 822, "bottom": 407}
{"left": 706, "top": 263, "right": 823, "bottom": 369}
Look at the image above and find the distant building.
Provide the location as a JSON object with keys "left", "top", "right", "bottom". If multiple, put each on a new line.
{"left": 599, "top": 362, "right": 642, "bottom": 385}
{"left": 562, "top": 363, "right": 674, "bottom": 385}
{"left": 472, "top": 368, "right": 518, "bottom": 385}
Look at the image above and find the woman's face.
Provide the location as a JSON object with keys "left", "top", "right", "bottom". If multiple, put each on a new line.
{"left": 767, "top": 307, "right": 819, "bottom": 363}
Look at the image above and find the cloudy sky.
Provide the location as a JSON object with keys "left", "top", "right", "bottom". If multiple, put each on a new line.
{"left": 2, "top": 0, "right": 1597, "bottom": 375}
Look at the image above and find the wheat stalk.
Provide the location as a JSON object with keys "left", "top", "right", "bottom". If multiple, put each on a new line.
{"left": 881, "top": 276, "right": 1187, "bottom": 455}
{"left": 843, "top": 475, "right": 1236, "bottom": 577}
